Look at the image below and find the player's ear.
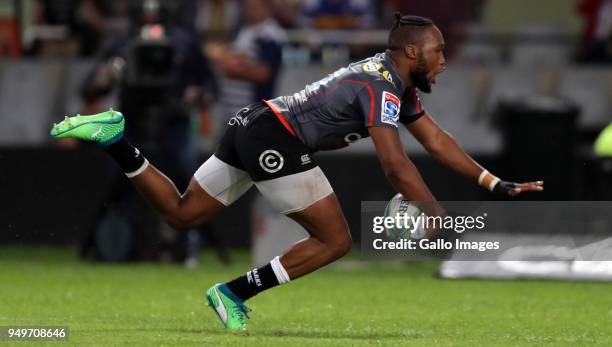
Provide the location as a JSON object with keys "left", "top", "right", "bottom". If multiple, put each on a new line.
{"left": 404, "top": 44, "right": 418, "bottom": 60}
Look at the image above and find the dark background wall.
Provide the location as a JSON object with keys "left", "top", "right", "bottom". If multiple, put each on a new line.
{"left": 2, "top": 147, "right": 609, "bottom": 247}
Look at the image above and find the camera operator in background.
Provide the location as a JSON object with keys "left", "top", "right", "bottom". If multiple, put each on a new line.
{"left": 80, "top": 0, "right": 227, "bottom": 265}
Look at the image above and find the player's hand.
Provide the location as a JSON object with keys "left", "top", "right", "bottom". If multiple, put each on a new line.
{"left": 493, "top": 180, "right": 544, "bottom": 197}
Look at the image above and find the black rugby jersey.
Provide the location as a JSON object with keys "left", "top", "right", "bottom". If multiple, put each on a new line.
{"left": 264, "top": 52, "right": 425, "bottom": 151}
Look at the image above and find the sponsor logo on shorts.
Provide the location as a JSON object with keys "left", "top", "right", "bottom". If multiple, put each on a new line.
{"left": 259, "top": 150, "right": 284, "bottom": 173}
{"left": 381, "top": 91, "right": 401, "bottom": 126}
{"left": 344, "top": 132, "right": 362, "bottom": 145}
{"left": 300, "top": 154, "right": 311, "bottom": 165}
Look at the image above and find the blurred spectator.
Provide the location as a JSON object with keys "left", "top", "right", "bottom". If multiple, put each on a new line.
{"left": 195, "top": 0, "right": 241, "bottom": 42}
{"left": 29, "top": 0, "right": 204, "bottom": 57}
{"left": 576, "top": 0, "right": 612, "bottom": 63}
{"left": 143, "top": 0, "right": 204, "bottom": 33}
{"left": 74, "top": 0, "right": 115, "bottom": 56}
{"left": 270, "top": 0, "right": 303, "bottom": 29}
{"left": 297, "top": 0, "right": 376, "bottom": 30}
{"left": 28, "top": 0, "right": 124, "bottom": 56}
{"left": 383, "top": 0, "right": 485, "bottom": 60}
{"left": 207, "top": 0, "right": 287, "bottom": 124}
{"left": 26, "top": 0, "right": 76, "bottom": 55}
{"left": 79, "top": 0, "right": 227, "bottom": 264}
{"left": 36, "top": 0, "right": 76, "bottom": 26}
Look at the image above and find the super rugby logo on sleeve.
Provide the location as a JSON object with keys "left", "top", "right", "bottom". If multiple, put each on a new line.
{"left": 381, "top": 91, "right": 401, "bottom": 126}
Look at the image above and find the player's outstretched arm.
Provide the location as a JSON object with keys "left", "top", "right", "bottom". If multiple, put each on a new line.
{"left": 369, "top": 126, "right": 445, "bottom": 216}
{"left": 405, "top": 113, "right": 544, "bottom": 197}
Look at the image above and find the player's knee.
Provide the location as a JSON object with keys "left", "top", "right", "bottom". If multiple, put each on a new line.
{"left": 329, "top": 231, "right": 353, "bottom": 258}
{"left": 166, "top": 216, "right": 188, "bottom": 230}
{"left": 165, "top": 213, "right": 203, "bottom": 230}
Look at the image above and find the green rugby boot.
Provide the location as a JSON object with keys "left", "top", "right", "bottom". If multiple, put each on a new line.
{"left": 205, "top": 283, "right": 250, "bottom": 333}
{"left": 50, "top": 109, "right": 124, "bottom": 146}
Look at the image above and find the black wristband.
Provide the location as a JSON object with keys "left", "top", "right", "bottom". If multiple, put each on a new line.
{"left": 493, "top": 181, "right": 516, "bottom": 195}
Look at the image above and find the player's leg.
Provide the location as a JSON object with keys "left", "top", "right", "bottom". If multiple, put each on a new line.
{"left": 205, "top": 104, "right": 350, "bottom": 332}
{"left": 50, "top": 109, "right": 250, "bottom": 229}
{"left": 128, "top": 166, "right": 224, "bottom": 229}
{"left": 205, "top": 193, "right": 349, "bottom": 333}
{"left": 206, "top": 166, "right": 349, "bottom": 332}
{"left": 218, "top": 168, "right": 348, "bottom": 293}
{"left": 281, "top": 192, "right": 351, "bottom": 278}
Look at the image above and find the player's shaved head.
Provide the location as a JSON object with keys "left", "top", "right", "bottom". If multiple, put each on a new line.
{"left": 387, "top": 13, "right": 434, "bottom": 50}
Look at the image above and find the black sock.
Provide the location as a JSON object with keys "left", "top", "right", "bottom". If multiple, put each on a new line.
{"left": 103, "top": 137, "right": 146, "bottom": 174}
{"left": 226, "top": 263, "right": 280, "bottom": 301}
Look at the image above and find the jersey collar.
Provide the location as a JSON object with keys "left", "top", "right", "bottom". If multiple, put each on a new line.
{"left": 380, "top": 52, "right": 405, "bottom": 92}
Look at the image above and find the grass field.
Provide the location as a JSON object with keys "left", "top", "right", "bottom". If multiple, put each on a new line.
{"left": 1, "top": 247, "right": 612, "bottom": 346}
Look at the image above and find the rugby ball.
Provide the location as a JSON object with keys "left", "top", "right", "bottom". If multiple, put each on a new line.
{"left": 383, "top": 193, "right": 426, "bottom": 240}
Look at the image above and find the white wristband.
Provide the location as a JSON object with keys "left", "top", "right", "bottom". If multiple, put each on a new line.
{"left": 478, "top": 170, "right": 501, "bottom": 191}
{"left": 488, "top": 177, "right": 501, "bottom": 192}
{"left": 478, "top": 170, "right": 489, "bottom": 185}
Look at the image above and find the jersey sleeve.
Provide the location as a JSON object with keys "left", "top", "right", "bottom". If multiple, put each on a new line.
{"left": 357, "top": 80, "right": 403, "bottom": 129}
{"left": 398, "top": 87, "right": 425, "bottom": 124}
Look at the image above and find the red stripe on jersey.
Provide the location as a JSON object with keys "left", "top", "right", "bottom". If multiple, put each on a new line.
{"left": 412, "top": 87, "right": 422, "bottom": 114}
{"left": 263, "top": 99, "right": 298, "bottom": 137}
{"left": 343, "top": 80, "right": 375, "bottom": 126}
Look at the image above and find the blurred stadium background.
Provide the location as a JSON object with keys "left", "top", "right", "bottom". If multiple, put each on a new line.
{"left": 1, "top": 0, "right": 612, "bottom": 345}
